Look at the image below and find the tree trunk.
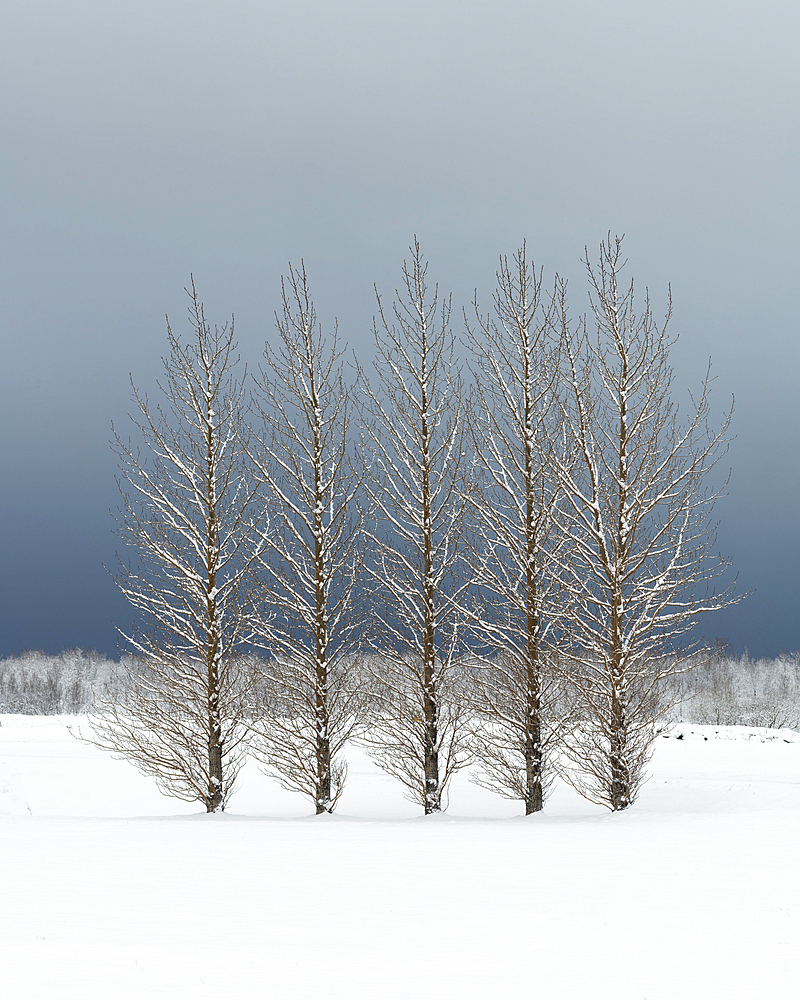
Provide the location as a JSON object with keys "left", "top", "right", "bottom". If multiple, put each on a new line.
{"left": 314, "top": 418, "right": 333, "bottom": 815}
{"left": 315, "top": 666, "right": 332, "bottom": 814}
{"left": 207, "top": 642, "right": 224, "bottom": 812}
{"left": 524, "top": 492, "right": 544, "bottom": 814}
{"left": 207, "top": 731, "right": 224, "bottom": 812}
{"left": 609, "top": 656, "right": 630, "bottom": 811}
{"left": 423, "top": 657, "right": 440, "bottom": 814}
{"left": 422, "top": 376, "right": 441, "bottom": 815}
{"left": 524, "top": 677, "right": 543, "bottom": 815}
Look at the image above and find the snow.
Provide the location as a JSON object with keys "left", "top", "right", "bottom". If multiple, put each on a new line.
{"left": 1, "top": 716, "right": 799, "bottom": 998}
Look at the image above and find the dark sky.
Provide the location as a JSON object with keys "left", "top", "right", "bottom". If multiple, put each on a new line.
{"left": 1, "top": 0, "right": 798, "bottom": 658}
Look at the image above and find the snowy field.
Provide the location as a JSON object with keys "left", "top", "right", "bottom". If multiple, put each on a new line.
{"left": 1, "top": 716, "right": 799, "bottom": 999}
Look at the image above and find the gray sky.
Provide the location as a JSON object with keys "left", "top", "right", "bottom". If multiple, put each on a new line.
{"left": 1, "top": 0, "right": 798, "bottom": 657}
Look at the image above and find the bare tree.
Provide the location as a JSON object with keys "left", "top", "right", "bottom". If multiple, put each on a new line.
{"left": 359, "top": 239, "right": 472, "bottom": 814}
{"left": 555, "top": 235, "right": 737, "bottom": 810}
{"left": 249, "top": 263, "right": 365, "bottom": 814}
{"left": 464, "top": 245, "right": 572, "bottom": 813}
{"left": 90, "top": 282, "right": 260, "bottom": 812}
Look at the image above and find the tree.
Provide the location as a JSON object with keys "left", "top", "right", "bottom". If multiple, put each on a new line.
{"left": 555, "top": 236, "right": 737, "bottom": 810}
{"left": 464, "top": 245, "right": 572, "bottom": 814}
{"left": 359, "top": 239, "right": 472, "bottom": 814}
{"left": 91, "top": 282, "right": 260, "bottom": 812}
{"left": 249, "top": 263, "right": 365, "bottom": 814}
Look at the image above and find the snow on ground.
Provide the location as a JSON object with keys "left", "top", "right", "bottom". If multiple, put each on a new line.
{"left": 1, "top": 716, "right": 799, "bottom": 999}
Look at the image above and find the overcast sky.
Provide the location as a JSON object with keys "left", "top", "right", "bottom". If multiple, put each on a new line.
{"left": 1, "top": 0, "right": 798, "bottom": 658}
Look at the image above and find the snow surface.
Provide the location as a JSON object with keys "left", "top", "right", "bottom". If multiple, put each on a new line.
{"left": 1, "top": 716, "right": 799, "bottom": 998}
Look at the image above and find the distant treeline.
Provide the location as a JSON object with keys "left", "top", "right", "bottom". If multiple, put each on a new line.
{"left": 0, "top": 649, "right": 121, "bottom": 716}
{"left": 2, "top": 647, "right": 799, "bottom": 731}
{"left": 675, "top": 647, "right": 800, "bottom": 730}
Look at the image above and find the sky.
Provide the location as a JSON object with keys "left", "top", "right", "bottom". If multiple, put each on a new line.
{"left": 1, "top": 0, "right": 798, "bottom": 659}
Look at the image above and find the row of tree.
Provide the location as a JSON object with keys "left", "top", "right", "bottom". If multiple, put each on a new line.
{"left": 92, "top": 236, "right": 737, "bottom": 814}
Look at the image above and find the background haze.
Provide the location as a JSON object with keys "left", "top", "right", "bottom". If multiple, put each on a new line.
{"left": 1, "top": 0, "right": 797, "bottom": 657}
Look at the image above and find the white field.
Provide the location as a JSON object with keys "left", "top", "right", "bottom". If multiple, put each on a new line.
{"left": 1, "top": 717, "right": 799, "bottom": 999}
